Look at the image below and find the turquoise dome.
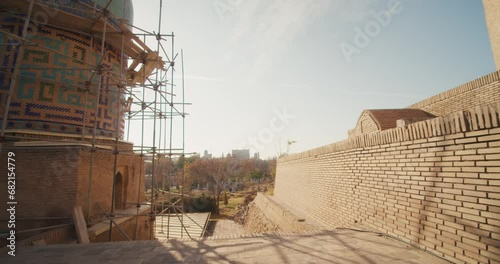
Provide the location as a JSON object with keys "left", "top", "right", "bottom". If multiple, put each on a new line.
{"left": 0, "top": 0, "right": 135, "bottom": 139}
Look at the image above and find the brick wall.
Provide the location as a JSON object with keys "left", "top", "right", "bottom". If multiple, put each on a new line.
{"left": 409, "top": 71, "right": 500, "bottom": 116}
{"left": 275, "top": 103, "right": 500, "bottom": 264}
{"left": 353, "top": 112, "right": 379, "bottom": 137}
{"left": 0, "top": 143, "right": 144, "bottom": 240}
{"left": 0, "top": 146, "right": 79, "bottom": 237}
{"left": 76, "top": 147, "right": 144, "bottom": 220}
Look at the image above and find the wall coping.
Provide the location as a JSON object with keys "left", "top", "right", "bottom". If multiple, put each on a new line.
{"left": 253, "top": 193, "right": 322, "bottom": 232}
{"left": 408, "top": 70, "right": 500, "bottom": 110}
{"left": 4, "top": 129, "right": 134, "bottom": 145}
{"left": 88, "top": 204, "right": 150, "bottom": 238}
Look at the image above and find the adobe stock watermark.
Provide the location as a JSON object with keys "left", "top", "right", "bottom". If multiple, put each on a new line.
{"left": 3, "top": 0, "right": 60, "bottom": 44}
{"left": 238, "top": 107, "right": 295, "bottom": 154}
{"left": 213, "top": 0, "right": 244, "bottom": 21}
{"left": 340, "top": 0, "right": 414, "bottom": 63}
{"left": 51, "top": 146, "right": 79, "bottom": 181}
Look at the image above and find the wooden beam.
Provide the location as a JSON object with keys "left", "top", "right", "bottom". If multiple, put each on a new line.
{"left": 72, "top": 206, "right": 90, "bottom": 244}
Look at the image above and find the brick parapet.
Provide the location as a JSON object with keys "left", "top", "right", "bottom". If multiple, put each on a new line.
{"left": 408, "top": 71, "right": 500, "bottom": 116}
{"left": 282, "top": 102, "right": 500, "bottom": 163}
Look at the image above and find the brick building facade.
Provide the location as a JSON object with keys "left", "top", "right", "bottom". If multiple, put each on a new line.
{"left": 0, "top": 0, "right": 150, "bottom": 244}
{"left": 0, "top": 141, "right": 146, "bottom": 242}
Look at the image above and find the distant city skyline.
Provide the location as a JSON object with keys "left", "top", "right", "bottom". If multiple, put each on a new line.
{"left": 201, "top": 149, "right": 262, "bottom": 159}
{"left": 130, "top": 0, "right": 496, "bottom": 159}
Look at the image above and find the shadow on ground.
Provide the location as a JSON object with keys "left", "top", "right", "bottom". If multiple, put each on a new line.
{"left": 1, "top": 229, "right": 450, "bottom": 264}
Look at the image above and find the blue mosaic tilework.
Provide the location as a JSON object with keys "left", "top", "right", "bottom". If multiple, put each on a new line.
{"left": 6, "top": 120, "right": 115, "bottom": 138}
{"left": 0, "top": 20, "right": 125, "bottom": 139}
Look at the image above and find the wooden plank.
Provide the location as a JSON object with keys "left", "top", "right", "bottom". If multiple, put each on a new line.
{"left": 72, "top": 206, "right": 90, "bottom": 244}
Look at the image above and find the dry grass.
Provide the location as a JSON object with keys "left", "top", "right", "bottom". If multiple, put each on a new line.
{"left": 217, "top": 182, "right": 274, "bottom": 218}
{"left": 265, "top": 186, "right": 274, "bottom": 195}
{"left": 150, "top": 182, "right": 274, "bottom": 218}
{"left": 219, "top": 195, "right": 245, "bottom": 217}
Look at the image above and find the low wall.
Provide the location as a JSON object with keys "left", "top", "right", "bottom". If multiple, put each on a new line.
{"left": 92, "top": 215, "right": 150, "bottom": 242}
{"left": 18, "top": 225, "right": 76, "bottom": 246}
{"left": 275, "top": 103, "right": 500, "bottom": 264}
{"left": 250, "top": 193, "right": 319, "bottom": 232}
{"left": 243, "top": 202, "right": 282, "bottom": 234}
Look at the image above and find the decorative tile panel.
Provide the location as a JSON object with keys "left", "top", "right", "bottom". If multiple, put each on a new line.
{"left": 0, "top": 20, "right": 126, "bottom": 138}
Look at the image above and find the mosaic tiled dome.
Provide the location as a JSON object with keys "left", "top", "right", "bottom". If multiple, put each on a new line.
{"left": 0, "top": 0, "right": 134, "bottom": 139}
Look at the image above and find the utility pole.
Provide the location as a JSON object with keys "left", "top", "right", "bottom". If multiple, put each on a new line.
{"left": 287, "top": 140, "right": 297, "bottom": 154}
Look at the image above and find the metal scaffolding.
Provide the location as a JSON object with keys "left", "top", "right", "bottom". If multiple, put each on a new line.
{"left": 0, "top": 0, "right": 207, "bottom": 242}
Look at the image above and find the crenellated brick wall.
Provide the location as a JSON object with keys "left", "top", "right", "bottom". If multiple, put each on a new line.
{"left": 275, "top": 102, "right": 500, "bottom": 264}
{"left": 18, "top": 226, "right": 76, "bottom": 246}
{"left": 408, "top": 71, "right": 500, "bottom": 116}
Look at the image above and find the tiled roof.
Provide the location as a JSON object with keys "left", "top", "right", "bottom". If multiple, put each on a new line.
{"left": 364, "top": 109, "right": 435, "bottom": 131}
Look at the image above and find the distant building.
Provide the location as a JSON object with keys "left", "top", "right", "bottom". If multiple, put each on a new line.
{"left": 203, "top": 150, "right": 212, "bottom": 159}
{"left": 253, "top": 152, "right": 260, "bottom": 159}
{"left": 232, "top": 149, "right": 250, "bottom": 159}
{"left": 348, "top": 109, "right": 435, "bottom": 138}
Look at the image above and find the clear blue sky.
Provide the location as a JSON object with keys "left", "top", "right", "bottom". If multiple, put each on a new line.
{"left": 129, "top": 0, "right": 495, "bottom": 159}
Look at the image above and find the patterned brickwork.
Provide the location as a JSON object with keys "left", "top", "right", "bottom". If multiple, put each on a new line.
{"left": 0, "top": 145, "right": 144, "bottom": 236}
{"left": 276, "top": 102, "right": 500, "bottom": 263}
{"left": 0, "top": 19, "right": 126, "bottom": 138}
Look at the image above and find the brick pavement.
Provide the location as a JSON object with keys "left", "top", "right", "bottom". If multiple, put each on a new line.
{"left": 1, "top": 229, "right": 451, "bottom": 263}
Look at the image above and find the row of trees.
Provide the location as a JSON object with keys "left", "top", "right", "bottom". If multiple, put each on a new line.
{"left": 186, "top": 157, "right": 275, "bottom": 212}
{"left": 145, "top": 155, "right": 276, "bottom": 213}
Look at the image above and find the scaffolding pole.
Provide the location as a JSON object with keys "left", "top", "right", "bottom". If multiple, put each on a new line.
{"left": 148, "top": 0, "right": 163, "bottom": 240}
{"left": 87, "top": 13, "right": 108, "bottom": 220}
{"left": 0, "top": 0, "right": 194, "bottom": 242}
{"left": 108, "top": 24, "right": 126, "bottom": 242}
